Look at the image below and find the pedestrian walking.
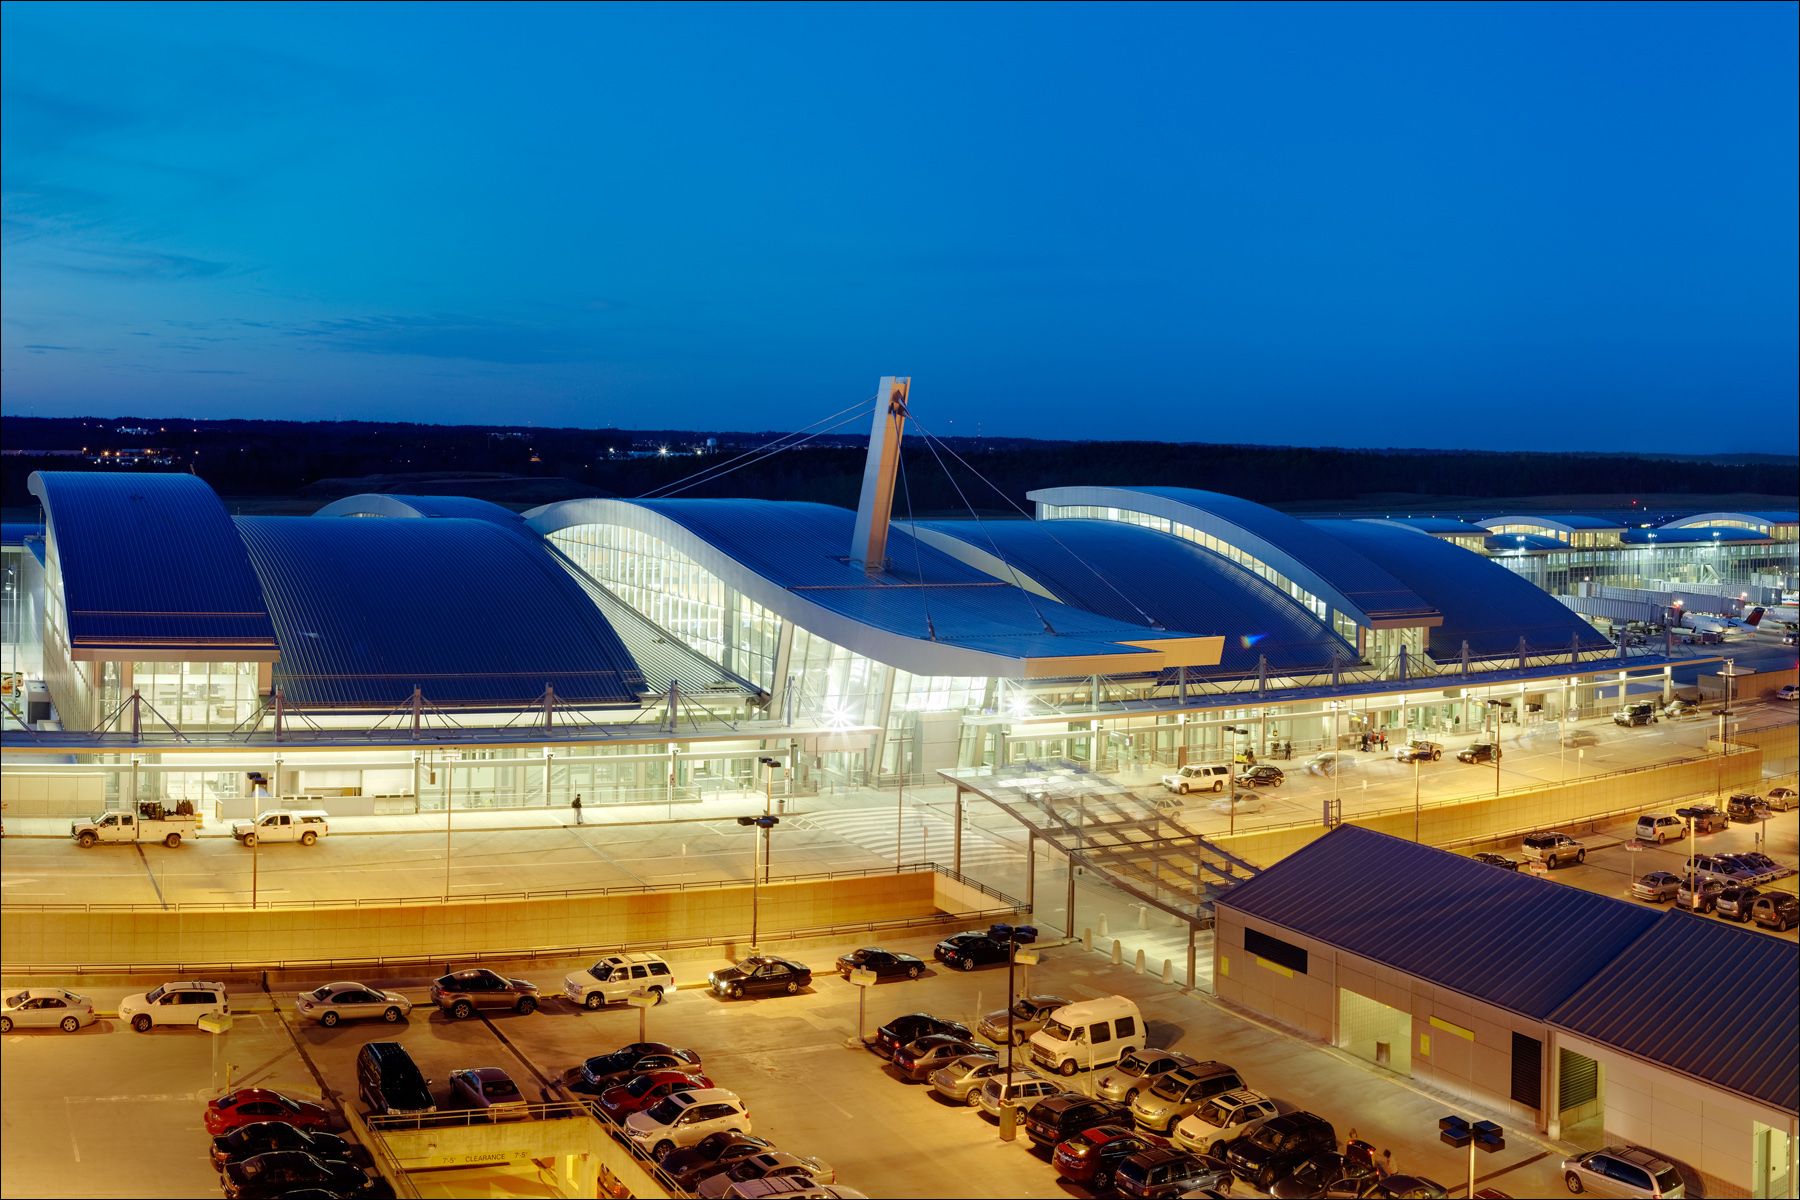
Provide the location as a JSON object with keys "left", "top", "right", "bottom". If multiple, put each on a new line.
{"left": 572, "top": 792, "right": 583, "bottom": 826}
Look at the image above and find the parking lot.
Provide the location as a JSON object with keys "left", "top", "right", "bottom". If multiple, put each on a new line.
{"left": 3, "top": 927, "right": 1595, "bottom": 1199}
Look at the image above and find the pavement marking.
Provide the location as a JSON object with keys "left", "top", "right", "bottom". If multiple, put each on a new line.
{"left": 134, "top": 844, "right": 170, "bottom": 911}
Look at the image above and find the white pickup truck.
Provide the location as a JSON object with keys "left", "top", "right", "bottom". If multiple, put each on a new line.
{"left": 71, "top": 804, "right": 201, "bottom": 848}
{"left": 231, "top": 810, "right": 330, "bottom": 846}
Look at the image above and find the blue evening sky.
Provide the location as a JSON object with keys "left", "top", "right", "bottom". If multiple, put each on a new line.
{"left": 2, "top": 1, "right": 1795, "bottom": 452}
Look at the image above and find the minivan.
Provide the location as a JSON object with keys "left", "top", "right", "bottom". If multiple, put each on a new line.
{"left": 1028, "top": 996, "right": 1144, "bottom": 1077}
{"left": 1560, "top": 1146, "right": 1686, "bottom": 1197}
{"left": 357, "top": 1040, "right": 435, "bottom": 1115}
{"left": 1634, "top": 815, "right": 1684, "bottom": 844}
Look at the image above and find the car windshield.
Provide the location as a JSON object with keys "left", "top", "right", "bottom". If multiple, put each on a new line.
{"left": 643, "top": 1096, "right": 689, "bottom": 1124}
{"left": 1117, "top": 1050, "right": 1151, "bottom": 1073}
{"left": 1011, "top": 1000, "right": 1039, "bottom": 1018}
{"left": 590, "top": 963, "right": 613, "bottom": 979}
{"left": 1195, "top": 1097, "right": 1234, "bottom": 1125}
{"left": 625, "top": 1075, "right": 660, "bottom": 1096}
{"left": 1041, "top": 1019, "right": 1074, "bottom": 1041}
{"left": 145, "top": 985, "right": 166, "bottom": 1003}
{"left": 1151, "top": 1075, "right": 1187, "bottom": 1100}
{"left": 485, "top": 1078, "right": 520, "bottom": 1099}
{"left": 1654, "top": 1167, "right": 1682, "bottom": 1191}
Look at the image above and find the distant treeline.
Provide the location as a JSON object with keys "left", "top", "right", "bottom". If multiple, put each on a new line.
{"left": 2, "top": 415, "right": 1794, "bottom": 513}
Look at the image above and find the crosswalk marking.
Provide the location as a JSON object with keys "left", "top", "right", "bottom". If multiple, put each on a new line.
{"left": 800, "top": 806, "right": 1021, "bottom": 875}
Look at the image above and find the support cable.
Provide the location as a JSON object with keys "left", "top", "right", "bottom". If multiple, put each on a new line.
{"left": 914, "top": 427, "right": 1056, "bottom": 636}
{"left": 895, "top": 449, "right": 938, "bottom": 642}
{"left": 637, "top": 395, "right": 875, "bottom": 499}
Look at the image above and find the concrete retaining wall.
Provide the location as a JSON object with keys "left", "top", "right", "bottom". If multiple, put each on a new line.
{"left": 0, "top": 871, "right": 940, "bottom": 970}
{"left": 1209, "top": 749, "right": 1768, "bottom": 869}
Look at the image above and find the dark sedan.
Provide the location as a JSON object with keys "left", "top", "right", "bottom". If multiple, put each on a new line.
{"left": 892, "top": 1034, "right": 988, "bottom": 1082}
{"left": 1472, "top": 853, "right": 1521, "bottom": 870}
{"left": 1053, "top": 1124, "right": 1168, "bottom": 1192}
{"left": 708, "top": 956, "right": 812, "bottom": 999}
{"left": 211, "top": 1123, "right": 354, "bottom": 1172}
{"left": 662, "top": 1132, "right": 778, "bottom": 1191}
{"left": 565, "top": 1043, "right": 702, "bottom": 1095}
{"left": 1268, "top": 1152, "right": 1381, "bottom": 1198}
{"left": 1237, "top": 766, "right": 1286, "bottom": 788}
{"left": 874, "top": 1012, "right": 972, "bottom": 1060}
{"left": 934, "top": 930, "right": 1012, "bottom": 971}
{"left": 220, "top": 1151, "right": 369, "bottom": 1200}
{"left": 835, "top": 947, "right": 925, "bottom": 981}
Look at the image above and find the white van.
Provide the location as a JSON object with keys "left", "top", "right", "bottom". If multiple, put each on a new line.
{"left": 1028, "top": 995, "right": 1144, "bottom": 1077}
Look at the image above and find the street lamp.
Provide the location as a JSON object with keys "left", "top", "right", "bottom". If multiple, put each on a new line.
{"left": 1221, "top": 725, "right": 1250, "bottom": 835}
{"left": 1439, "top": 1114, "right": 1505, "bottom": 1199}
{"left": 736, "top": 811, "right": 779, "bottom": 953}
{"left": 990, "top": 922, "right": 1039, "bottom": 1142}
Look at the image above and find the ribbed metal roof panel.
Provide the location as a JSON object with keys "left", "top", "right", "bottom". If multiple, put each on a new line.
{"left": 917, "top": 518, "right": 1350, "bottom": 675}
{"left": 1551, "top": 912, "right": 1799, "bottom": 1115}
{"left": 313, "top": 494, "right": 531, "bottom": 528}
{"left": 1479, "top": 513, "right": 1626, "bottom": 531}
{"left": 1370, "top": 517, "right": 1489, "bottom": 536}
{"left": 1487, "top": 533, "right": 1568, "bottom": 553}
{"left": 1216, "top": 826, "right": 1659, "bottom": 1019}
{"left": 234, "top": 516, "right": 644, "bottom": 707}
{"left": 1, "top": 522, "right": 46, "bottom": 565}
{"left": 1620, "top": 527, "right": 1770, "bottom": 545}
{"left": 636, "top": 499, "right": 1175, "bottom": 658}
{"left": 27, "top": 472, "right": 277, "bottom": 653}
{"left": 1317, "top": 520, "right": 1612, "bottom": 658}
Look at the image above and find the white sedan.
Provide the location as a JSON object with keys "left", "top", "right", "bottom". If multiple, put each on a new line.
{"left": 1776, "top": 684, "right": 1799, "bottom": 702}
{"left": 1, "top": 987, "right": 98, "bottom": 1033}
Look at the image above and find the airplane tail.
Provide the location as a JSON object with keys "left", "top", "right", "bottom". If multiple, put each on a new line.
{"left": 1743, "top": 607, "right": 1765, "bottom": 627}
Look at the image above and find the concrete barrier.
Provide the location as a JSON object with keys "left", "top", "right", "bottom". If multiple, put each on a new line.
{"left": 0, "top": 871, "right": 942, "bottom": 971}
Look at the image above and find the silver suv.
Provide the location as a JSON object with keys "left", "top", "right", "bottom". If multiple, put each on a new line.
{"left": 1522, "top": 831, "right": 1586, "bottom": 868}
{"left": 563, "top": 953, "right": 676, "bottom": 1009}
{"left": 1561, "top": 1146, "right": 1685, "bottom": 1197}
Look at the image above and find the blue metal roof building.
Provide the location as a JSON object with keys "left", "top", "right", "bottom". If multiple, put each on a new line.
{"left": 234, "top": 516, "right": 645, "bottom": 708}
{"left": 26, "top": 471, "right": 278, "bottom": 657}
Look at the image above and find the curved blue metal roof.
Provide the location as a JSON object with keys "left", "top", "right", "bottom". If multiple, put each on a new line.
{"left": 1660, "top": 510, "right": 1798, "bottom": 530}
{"left": 913, "top": 518, "right": 1351, "bottom": 677}
{"left": 1620, "top": 526, "right": 1770, "bottom": 545}
{"left": 1029, "top": 486, "right": 1438, "bottom": 627}
{"left": 1319, "top": 520, "right": 1611, "bottom": 657}
{"left": 1478, "top": 513, "right": 1625, "bottom": 533}
{"left": 1368, "top": 516, "right": 1488, "bottom": 537}
{"left": 313, "top": 494, "right": 532, "bottom": 529}
{"left": 234, "top": 516, "right": 644, "bottom": 707}
{"left": 0, "top": 522, "right": 46, "bottom": 566}
{"left": 529, "top": 498, "right": 1206, "bottom": 678}
{"left": 1487, "top": 533, "right": 1567, "bottom": 553}
{"left": 26, "top": 472, "right": 277, "bottom": 656}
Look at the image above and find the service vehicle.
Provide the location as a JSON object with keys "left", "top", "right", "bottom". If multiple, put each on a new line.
{"left": 232, "top": 810, "right": 328, "bottom": 846}
{"left": 1029, "top": 995, "right": 1145, "bottom": 1077}
{"left": 71, "top": 801, "right": 200, "bottom": 848}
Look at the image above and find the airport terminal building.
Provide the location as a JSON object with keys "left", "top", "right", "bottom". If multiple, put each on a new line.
{"left": 0, "top": 393, "right": 1759, "bottom": 819}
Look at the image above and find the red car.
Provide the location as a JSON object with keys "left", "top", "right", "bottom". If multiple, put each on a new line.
{"left": 1053, "top": 1124, "right": 1169, "bottom": 1192}
{"left": 597, "top": 1070, "right": 715, "bottom": 1120}
{"left": 203, "top": 1089, "right": 332, "bottom": 1136}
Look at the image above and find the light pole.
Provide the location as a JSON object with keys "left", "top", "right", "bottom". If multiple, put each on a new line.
{"left": 1412, "top": 750, "right": 1422, "bottom": 843}
{"left": 1222, "top": 725, "right": 1250, "bottom": 835}
{"left": 737, "top": 804, "right": 779, "bottom": 953}
{"left": 1439, "top": 1114, "right": 1505, "bottom": 1200}
{"left": 990, "top": 922, "right": 1039, "bottom": 1142}
{"left": 758, "top": 756, "right": 781, "bottom": 881}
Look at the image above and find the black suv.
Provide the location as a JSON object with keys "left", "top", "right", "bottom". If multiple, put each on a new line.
{"left": 1225, "top": 1111, "right": 1337, "bottom": 1191}
{"left": 873, "top": 1012, "right": 972, "bottom": 1060}
{"left": 934, "top": 930, "right": 1011, "bottom": 971}
{"left": 1025, "top": 1093, "right": 1131, "bottom": 1151}
{"left": 1115, "top": 1147, "right": 1233, "bottom": 1199}
{"left": 1237, "top": 765, "right": 1285, "bottom": 788}
{"left": 1726, "top": 793, "right": 1769, "bottom": 823}
{"left": 1457, "top": 742, "right": 1502, "bottom": 764}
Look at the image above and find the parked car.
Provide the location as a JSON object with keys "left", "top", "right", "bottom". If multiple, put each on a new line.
{"left": 1237, "top": 765, "right": 1285, "bottom": 788}
{"left": 1675, "top": 805, "right": 1728, "bottom": 834}
{"left": 1719, "top": 853, "right": 1780, "bottom": 884}
{"left": 892, "top": 1034, "right": 987, "bottom": 1082}
{"left": 1269, "top": 1153, "right": 1382, "bottom": 1199}
{"left": 1224, "top": 1111, "right": 1337, "bottom": 1191}
{"left": 1675, "top": 876, "right": 1725, "bottom": 913}
{"left": 1029, "top": 995, "right": 1146, "bottom": 1077}
{"left": 1211, "top": 792, "right": 1265, "bottom": 815}
{"left": 694, "top": 1151, "right": 832, "bottom": 1200}
{"left": 1162, "top": 763, "right": 1232, "bottom": 794}
{"left": 1113, "top": 1147, "right": 1234, "bottom": 1199}
{"left": 1714, "top": 885, "right": 1763, "bottom": 922}
{"left": 204, "top": 1089, "right": 331, "bottom": 1136}
{"left": 662, "top": 1132, "right": 778, "bottom": 1191}
{"left": 1630, "top": 872, "right": 1683, "bottom": 903}
{"left": 933, "top": 930, "right": 1012, "bottom": 971}
{"left": 1096, "top": 1048, "right": 1201, "bottom": 1104}
{"left": 1686, "top": 853, "right": 1758, "bottom": 883}
{"left": 1371, "top": 1177, "right": 1451, "bottom": 1199}
{"left": 929, "top": 1053, "right": 1009, "bottom": 1105}
{"left": 1750, "top": 893, "right": 1799, "bottom": 932}
{"left": 1053, "top": 1124, "right": 1168, "bottom": 1192}
{"left": 294, "top": 981, "right": 412, "bottom": 1027}
{"left": 1763, "top": 786, "right": 1798, "bottom": 811}
{"left": 220, "top": 1150, "right": 369, "bottom": 1200}
{"left": 977, "top": 993, "right": 1070, "bottom": 1046}
{"left": 1170, "top": 1088, "right": 1280, "bottom": 1157}
{"left": 0, "top": 986, "right": 96, "bottom": 1033}
{"left": 120, "top": 980, "right": 229, "bottom": 1033}
{"left": 1726, "top": 794, "right": 1770, "bottom": 823}
{"left": 1473, "top": 852, "right": 1522, "bottom": 870}
{"left": 975, "top": 1073, "right": 1061, "bottom": 1116}
{"left": 1736, "top": 851, "right": 1789, "bottom": 880}
{"left": 1776, "top": 684, "right": 1800, "bottom": 702}
{"left": 1024, "top": 1092, "right": 1132, "bottom": 1151}
{"left": 1394, "top": 740, "right": 1443, "bottom": 763}
{"left": 1128, "top": 1062, "right": 1246, "bottom": 1133}
{"left": 624, "top": 1088, "right": 751, "bottom": 1161}
{"left": 710, "top": 956, "right": 812, "bottom": 999}
{"left": 726, "top": 1185, "right": 865, "bottom": 1200}
{"left": 211, "top": 1122, "right": 354, "bottom": 1172}
{"left": 1634, "top": 815, "right": 1685, "bottom": 845}
{"left": 875, "top": 1013, "right": 972, "bottom": 1059}
{"left": 449, "top": 1066, "right": 527, "bottom": 1112}
{"left": 599, "top": 1070, "right": 715, "bottom": 1120}
{"left": 566, "top": 1043, "right": 703, "bottom": 1094}
{"left": 1663, "top": 699, "right": 1697, "bottom": 719}
{"left": 563, "top": 952, "right": 676, "bottom": 1009}
{"left": 1457, "top": 742, "right": 1502, "bottom": 764}
{"left": 1522, "top": 832, "right": 1586, "bottom": 868}
{"left": 1560, "top": 1146, "right": 1686, "bottom": 1198}
{"left": 834, "top": 947, "right": 924, "bottom": 981}
{"left": 1561, "top": 729, "right": 1601, "bottom": 748}
{"left": 430, "top": 968, "right": 539, "bottom": 1018}
{"left": 357, "top": 1040, "right": 435, "bottom": 1115}
{"left": 1613, "top": 702, "right": 1659, "bottom": 727}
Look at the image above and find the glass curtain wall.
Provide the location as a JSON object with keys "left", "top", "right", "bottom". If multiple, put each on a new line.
{"left": 98, "top": 661, "right": 260, "bottom": 729}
